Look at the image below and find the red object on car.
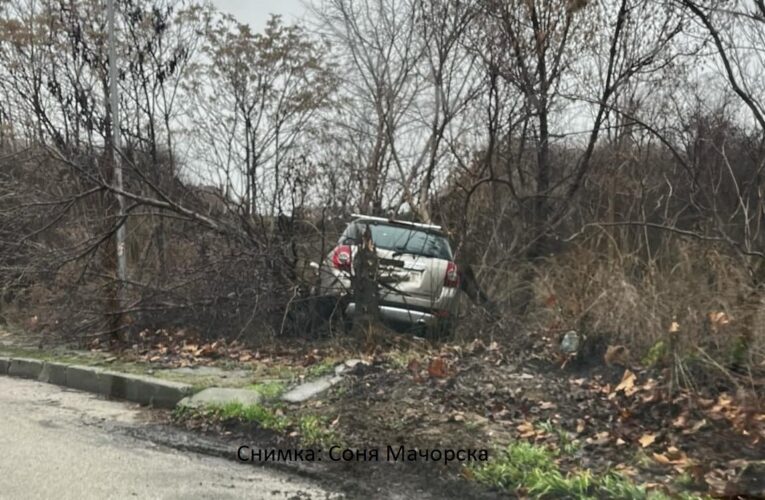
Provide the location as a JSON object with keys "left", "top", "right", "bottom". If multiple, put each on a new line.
{"left": 444, "top": 261, "right": 459, "bottom": 288}
{"left": 331, "top": 245, "right": 352, "bottom": 271}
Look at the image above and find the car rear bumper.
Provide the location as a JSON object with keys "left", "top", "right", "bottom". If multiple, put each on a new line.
{"left": 344, "top": 302, "right": 447, "bottom": 326}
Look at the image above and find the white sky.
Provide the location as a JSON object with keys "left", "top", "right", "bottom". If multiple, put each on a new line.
{"left": 210, "top": 0, "right": 308, "bottom": 30}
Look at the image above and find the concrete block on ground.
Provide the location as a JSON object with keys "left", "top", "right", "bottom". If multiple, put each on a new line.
{"left": 177, "top": 387, "right": 262, "bottom": 409}
{"left": 0, "top": 356, "right": 9, "bottom": 375}
{"left": 8, "top": 358, "right": 44, "bottom": 379}
{"left": 281, "top": 375, "right": 343, "bottom": 404}
{"left": 38, "top": 361, "right": 68, "bottom": 386}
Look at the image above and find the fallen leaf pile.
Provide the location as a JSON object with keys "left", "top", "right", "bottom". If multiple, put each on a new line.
{"left": 94, "top": 328, "right": 265, "bottom": 367}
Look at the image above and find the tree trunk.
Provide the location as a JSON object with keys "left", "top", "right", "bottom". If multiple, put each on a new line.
{"left": 351, "top": 225, "right": 380, "bottom": 335}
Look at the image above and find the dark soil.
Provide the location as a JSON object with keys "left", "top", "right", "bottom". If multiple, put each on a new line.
{"left": 174, "top": 338, "right": 764, "bottom": 498}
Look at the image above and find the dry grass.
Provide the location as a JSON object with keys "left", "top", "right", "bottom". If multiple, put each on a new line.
{"left": 528, "top": 239, "right": 764, "bottom": 375}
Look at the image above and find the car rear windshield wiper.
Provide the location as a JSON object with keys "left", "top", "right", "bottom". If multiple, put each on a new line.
{"left": 392, "top": 244, "right": 423, "bottom": 258}
{"left": 391, "top": 248, "right": 410, "bottom": 258}
{"left": 392, "top": 246, "right": 438, "bottom": 259}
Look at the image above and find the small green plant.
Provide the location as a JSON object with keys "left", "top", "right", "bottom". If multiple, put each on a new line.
{"left": 633, "top": 449, "right": 654, "bottom": 468}
{"left": 643, "top": 340, "right": 667, "bottom": 366}
{"left": 305, "top": 359, "right": 336, "bottom": 378}
{"left": 527, "top": 469, "right": 594, "bottom": 499}
{"left": 471, "top": 442, "right": 683, "bottom": 499}
{"left": 386, "top": 350, "right": 418, "bottom": 369}
{"left": 729, "top": 334, "right": 750, "bottom": 368}
{"left": 464, "top": 419, "right": 484, "bottom": 432}
{"left": 207, "top": 402, "right": 289, "bottom": 431}
{"left": 673, "top": 472, "right": 695, "bottom": 489}
{"left": 471, "top": 442, "right": 557, "bottom": 490}
{"left": 171, "top": 403, "right": 195, "bottom": 421}
{"left": 249, "top": 381, "right": 286, "bottom": 400}
{"left": 298, "top": 415, "right": 339, "bottom": 447}
{"left": 598, "top": 472, "right": 648, "bottom": 499}
{"left": 537, "top": 420, "right": 580, "bottom": 455}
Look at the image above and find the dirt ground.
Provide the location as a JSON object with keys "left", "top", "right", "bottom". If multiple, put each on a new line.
{"left": 305, "top": 344, "right": 762, "bottom": 495}
{"left": 4, "top": 324, "right": 763, "bottom": 498}
{"left": 166, "top": 330, "right": 763, "bottom": 498}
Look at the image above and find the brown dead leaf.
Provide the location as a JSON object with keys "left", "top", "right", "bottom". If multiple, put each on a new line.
{"left": 586, "top": 431, "right": 611, "bottom": 445}
{"left": 468, "top": 339, "right": 487, "bottom": 353}
{"left": 682, "top": 419, "right": 707, "bottom": 434}
{"left": 613, "top": 369, "right": 637, "bottom": 396}
{"left": 517, "top": 421, "right": 537, "bottom": 439}
{"left": 704, "top": 469, "right": 729, "bottom": 496}
{"left": 427, "top": 357, "right": 449, "bottom": 378}
{"left": 697, "top": 397, "right": 715, "bottom": 408}
{"left": 638, "top": 433, "right": 656, "bottom": 448}
{"left": 461, "top": 467, "right": 475, "bottom": 481}
{"left": 195, "top": 344, "right": 215, "bottom": 357}
{"left": 672, "top": 414, "right": 687, "bottom": 428}
{"left": 575, "top": 419, "right": 586, "bottom": 433}
{"left": 182, "top": 343, "right": 198, "bottom": 353}
{"left": 604, "top": 345, "right": 630, "bottom": 366}
{"left": 407, "top": 358, "right": 421, "bottom": 374}
{"left": 652, "top": 447, "right": 688, "bottom": 467}
{"left": 708, "top": 311, "right": 731, "bottom": 328}
{"left": 614, "top": 464, "right": 638, "bottom": 477}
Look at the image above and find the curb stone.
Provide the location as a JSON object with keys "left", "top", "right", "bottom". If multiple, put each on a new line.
{"left": 111, "top": 372, "right": 193, "bottom": 408}
{"left": 0, "top": 356, "right": 193, "bottom": 409}
{"left": 67, "top": 365, "right": 114, "bottom": 395}
{"left": 8, "top": 357, "right": 44, "bottom": 379}
{"left": 38, "top": 361, "right": 68, "bottom": 385}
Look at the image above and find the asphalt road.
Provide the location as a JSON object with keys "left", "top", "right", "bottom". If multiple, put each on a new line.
{"left": 0, "top": 377, "right": 342, "bottom": 500}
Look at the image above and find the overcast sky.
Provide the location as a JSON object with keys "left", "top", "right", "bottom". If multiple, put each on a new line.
{"left": 210, "top": 0, "right": 309, "bottom": 31}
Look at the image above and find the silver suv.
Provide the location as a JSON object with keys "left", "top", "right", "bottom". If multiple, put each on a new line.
{"left": 319, "top": 214, "right": 460, "bottom": 333}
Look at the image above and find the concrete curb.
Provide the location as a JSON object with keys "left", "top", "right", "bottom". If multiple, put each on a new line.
{"left": 0, "top": 356, "right": 193, "bottom": 409}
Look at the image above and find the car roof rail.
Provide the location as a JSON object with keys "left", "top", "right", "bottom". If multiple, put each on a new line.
{"left": 350, "top": 213, "right": 443, "bottom": 231}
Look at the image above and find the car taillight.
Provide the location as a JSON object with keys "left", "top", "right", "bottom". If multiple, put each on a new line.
{"left": 331, "top": 245, "right": 352, "bottom": 271}
{"left": 444, "top": 261, "right": 459, "bottom": 288}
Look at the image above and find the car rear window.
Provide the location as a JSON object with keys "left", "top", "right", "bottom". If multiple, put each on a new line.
{"left": 341, "top": 221, "right": 453, "bottom": 260}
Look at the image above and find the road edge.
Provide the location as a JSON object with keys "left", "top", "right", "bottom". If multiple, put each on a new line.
{"left": 0, "top": 355, "right": 192, "bottom": 408}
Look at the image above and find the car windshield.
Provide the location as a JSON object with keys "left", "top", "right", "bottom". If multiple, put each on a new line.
{"left": 341, "top": 221, "right": 452, "bottom": 260}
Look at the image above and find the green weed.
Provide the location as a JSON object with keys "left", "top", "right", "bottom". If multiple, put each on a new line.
{"left": 207, "top": 402, "right": 289, "bottom": 431}
{"left": 305, "top": 359, "right": 336, "bottom": 378}
{"left": 470, "top": 442, "right": 700, "bottom": 499}
{"left": 249, "top": 381, "right": 286, "bottom": 400}
{"left": 298, "top": 415, "right": 339, "bottom": 447}
{"left": 537, "top": 420, "right": 580, "bottom": 454}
